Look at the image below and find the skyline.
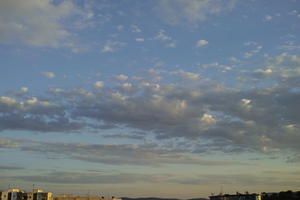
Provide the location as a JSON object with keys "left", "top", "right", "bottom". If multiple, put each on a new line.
{"left": 1, "top": 0, "right": 300, "bottom": 198}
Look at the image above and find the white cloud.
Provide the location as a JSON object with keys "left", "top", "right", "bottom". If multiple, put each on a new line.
{"left": 244, "top": 41, "right": 257, "bottom": 46}
{"left": 170, "top": 70, "right": 200, "bottom": 80}
{"left": 154, "top": 30, "right": 176, "bottom": 48}
{"left": 254, "top": 69, "right": 272, "bottom": 76}
{"left": 200, "top": 113, "right": 215, "bottom": 126}
{"left": 101, "top": 40, "right": 126, "bottom": 53}
{"left": 196, "top": 40, "right": 208, "bottom": 47}
{"left": 20, "top": 87, "right": 29, "bottom": 93}
{"left": 202, "top": 62, "right": 233, "bottom": 72}
{"left": 202, "top": 62, "right": 220, "bottom": 68}
{"left": 244, "top": 52, "right": 253, "bottom": 58}
{"left": 0, "top": 96, "right": 17, "bottom": 105}
{"left": 264, "top": 15, "right": 272, "bottom": 21}
{"left": 114, "top": 74, "right": 128, "bottom": 81}
{"left": 155, "top": 30, "right": 172, "bottom": 41}
{"left": 157, "top": 0, "right": 237, "bottom": 26}
{"left": 121, "top": 83, "right": 132, "bottom": 90}
{"left": 166, "top": 41, "right": 177, "bottom": 48}
{"left": 131, "top": 25, "right": 142, "bottom": 33}
{"left": 240, "top": 98, "right": 251, "bottom": 106}
{"left": 135, "top": 38, "right": 145, "bottom": 42}
{"left": 0, "top": 0, "right": 80, "bottom": 47}
{"left": 94, "top": 81, "right": 104, "bottom": 88}
{"left": 41, "top": 72, "right": 56, "bottom": 79}
{"left": 116, "top": 25, "right": 124, "bottom": 31}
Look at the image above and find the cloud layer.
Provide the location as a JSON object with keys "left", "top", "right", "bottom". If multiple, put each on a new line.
{"left": 0, "top": 0, "right": 80, "bottom": 47}
{"left": 1, "top": 54, "right": 300, "bottom": 160}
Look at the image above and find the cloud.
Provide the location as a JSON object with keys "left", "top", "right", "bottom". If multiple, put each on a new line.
{"left": 202, "top": 62, "right": 233, "bottom": 72}
{"left": 0, "top": 0, "right": 80, "bottom": 47}
{"left": 0, "top": 165, "right": 25, "bottom": 170}
{"left": 155, "top": 30, "right": 172, "bottom": 41}
{"left": 102, "top": 134, "right": 144, "bottom": 140}
{"left": 196, "top": 40, "right": 208, "bottom": 47}
{"left": 0, "top": 138, "right": 20, "bottom": 148}
{"left": 244, "top": 52, "right": 253, "bottom": 58}
{"left": 20, "top": 87, "right": 29, "bottom": 93}
{"left": 114, "top": 74, "right": 129, "bottom": 81}
{"left": 41, "top": 72, "right": 56, "bottom": 79}
{"left": 135, "top": 38, "right": 145, "bottom": 42}
{"left": 6, "top": 171, "right": 300, "bottom": 188}
{"left": 94, "top": 81, "right": 104, "bottom": 88}
{"left": 5, "top": 170, "right": 300, "bottom": 188}
{"left": 20, "top": 140, "right": 244, "bottom": 167}
{"left": 131, "top": 25, "right": 142, "bottom": 33}
{"left": 1, "top": 53, "right": 300, "bottom": 159}
{"left": 169, "top": 70, "right": 200, "bottom": 80}
{"left": 264, "top": 15, "right": 273, "bottom": 21}
{"left": 157, "top": 0, "right": 237, "bottom": 26}
{"left": 154, "top": 30, "right": 176, "bottom": 48}
{"left": 0, "top": 96, "right": 85, "bottom": 132}
{"left": 101, "top": 40, "right": 126, "bottom": 53}
{"left": 14, "top": 171, "right": 171, "bottom": 184}
{"left": 171, "top": 173, "right": 300, "bottom": 186}
{"left": 243, "top": 53, "right": 300, "bottom": 83}
{"left": 243, "top": 42, "right": 263, "bottom": 59}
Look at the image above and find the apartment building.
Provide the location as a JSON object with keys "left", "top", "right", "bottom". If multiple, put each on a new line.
{"left": 1, "top": 189, "right": 25, "bottom": 200}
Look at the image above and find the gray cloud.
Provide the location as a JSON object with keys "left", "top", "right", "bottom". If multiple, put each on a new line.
{"left": 14, "top": 172, "right": 171, "bottom": 184}
{"left": 0, "top": 165, "right": 25, "bottom": 170}
{"left": 11, "top": 171, "right": 299, "bottom": 187}
{"left": 102, "top": 134, "right": 145, "bottom": 140}
{"left": 170, "top": 173, "right": 300, "bottom": 187}
{"left": 20, "top": 141, "right": 245, "bottom": 167}
{"left": 0, "top": 96, "right": 86, "bottom": 132}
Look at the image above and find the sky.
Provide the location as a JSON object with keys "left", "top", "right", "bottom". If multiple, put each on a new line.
{"left": 0, "top": 0, "right": 300, "bottom": 198}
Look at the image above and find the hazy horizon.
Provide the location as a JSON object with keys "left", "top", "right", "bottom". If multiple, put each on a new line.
{"left": 0, "top": 0, "right": 300, "bottom": 198}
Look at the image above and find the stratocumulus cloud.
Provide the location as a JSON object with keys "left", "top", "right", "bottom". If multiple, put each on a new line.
{"left": 0, "top": 54, "right": 300, "bottom": 158}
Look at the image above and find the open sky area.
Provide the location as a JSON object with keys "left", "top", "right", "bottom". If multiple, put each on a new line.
{"left": 0, "top": 0, "right": 300, "bottom": 198}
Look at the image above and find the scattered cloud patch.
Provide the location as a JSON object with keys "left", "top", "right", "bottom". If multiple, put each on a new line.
{"left": 131, "top": 25, "right": 142, "bottom": 33}
{"left": 101, "top": 40, "right": 126, "bottom": 53}
{"left": 157, "top": 0, "right": 237, "bottom": 26}
{"left": 20, "top": 87, "right": 28, "bottom": 93}
{"left": 114, "top": 74, "right": 128, "bottom": 81}
{"left": 135, "top": 38, "right": 145, "bottom": 42}
{"left": 94, "top": 81, "right": 104, "bottom": 88}
{"left": 196, "top": 40, "right": 208, "bottom": 47}
{"left": 264, "top": 15, "right": 273, "bottom": 21}
{"left": 170, "top": 70, "right": 200, "bottom": 80}
{"left": 155, "top": 30, "right": 172, "bottom": 41}
{"left": 41, "top": 72, "right": 56, "bottom": 79}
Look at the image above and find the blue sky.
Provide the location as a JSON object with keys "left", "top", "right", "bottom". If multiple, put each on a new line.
{"left": 0, "top": 0, "right": 300, "bottom": 198}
